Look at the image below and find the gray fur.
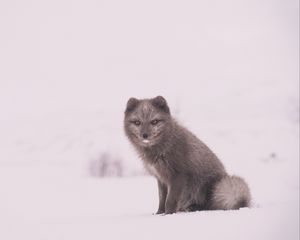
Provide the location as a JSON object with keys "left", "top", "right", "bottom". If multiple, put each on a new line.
{"left": 124, "top": 96, "right": 251, "bottom": 214}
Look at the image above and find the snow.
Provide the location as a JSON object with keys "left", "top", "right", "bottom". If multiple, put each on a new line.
{"left": 0, "top": 166, "right": 298, "bottom": 240}
{"left": 0, "top": 0, "right": 299, "bottom": 239}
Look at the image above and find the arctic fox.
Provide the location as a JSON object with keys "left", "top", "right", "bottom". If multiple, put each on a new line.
{"left": 124, "top": 96, "right": 251, "bottom": 214}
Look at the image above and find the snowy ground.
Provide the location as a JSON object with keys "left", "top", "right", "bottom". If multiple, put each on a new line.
{"left": 0, "top": 0, "right": 299, "bottom": 239}
{"left": 0, "top": 165, "right": 298, "bottom": 240}
{"left": 0, "top": 166, "right": 298, "bottom": 240}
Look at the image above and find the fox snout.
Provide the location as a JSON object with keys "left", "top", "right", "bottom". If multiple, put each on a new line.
{"left": 142, "top": 133, "right": 148, "bottom": 139}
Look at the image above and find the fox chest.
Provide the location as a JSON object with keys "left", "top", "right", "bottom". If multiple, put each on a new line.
{"left": 144, "top": 158, "right": 171, "bottom": 184}
{"left": 146, "top": 164, "right": 161, "bottom": 179}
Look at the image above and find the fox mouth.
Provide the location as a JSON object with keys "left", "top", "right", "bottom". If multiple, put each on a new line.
{"left": 141, "top": 139, "right": 153, "bottom": 146}
{"left": 140, "top": 133, "right": 163, "bottom": 145}
{"left": 131, "top": 133, "right": 162, "bottom": 146}
{"left": 131, "top": 134, "right": 152, "bottom": 145}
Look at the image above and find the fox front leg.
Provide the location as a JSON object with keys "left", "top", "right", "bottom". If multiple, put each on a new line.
{"left": 165, "top": 176, "right": 184, "bottom": 214}
{"left": 156, "top": 180, "right": 167, "bottom": 214}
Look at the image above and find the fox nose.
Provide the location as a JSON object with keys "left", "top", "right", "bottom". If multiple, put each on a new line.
{"left": 142, "top": 133, "right": 148, "bottom": 139}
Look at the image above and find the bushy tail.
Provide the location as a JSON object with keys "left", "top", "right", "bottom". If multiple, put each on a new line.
{"left": 210, "top": 175, "right": 251, "bottom": 210}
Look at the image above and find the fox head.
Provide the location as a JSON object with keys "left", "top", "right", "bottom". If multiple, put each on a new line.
{"left": 124, "top": 96, "right": 172, "bottom": 148}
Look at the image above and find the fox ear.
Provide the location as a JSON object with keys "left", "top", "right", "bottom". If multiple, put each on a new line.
{"left": 125, "top": 97, "right": 139, "bottom": 113}
{"left": 151, "top": 96, "right": 170, "bottom": 114}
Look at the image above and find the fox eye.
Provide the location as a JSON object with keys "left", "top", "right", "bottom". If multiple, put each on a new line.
{"left": 151, "top": 120, "right": 159, "bottom": 125}
{"left": 133, "top": 120, "right": 141, "bottom": 126}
